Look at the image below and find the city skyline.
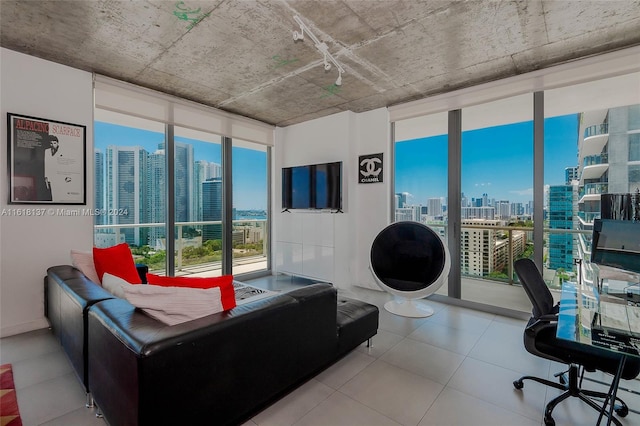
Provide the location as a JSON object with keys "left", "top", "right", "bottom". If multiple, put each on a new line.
{"left": 94, "top": 121, "right": 267, "bottom": 210}
{"left": 395, "top": 114, "right": 579, "bottom": 207}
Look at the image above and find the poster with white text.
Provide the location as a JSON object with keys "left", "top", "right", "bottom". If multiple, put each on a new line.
{"left": 8, "top": 113, "right": 86, "bottom": 204}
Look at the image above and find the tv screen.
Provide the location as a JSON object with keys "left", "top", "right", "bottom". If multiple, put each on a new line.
{"left": 591, "top": 219, "right": 640, "bottom": 275}
{"left": 315, "top": 162, "right": 342, "bottom": 210}
{"left": 282, "top": 165, "right": 311, "bottom": 209}
{"left": 282, "top": 161, "right": 342, "bottom": 210}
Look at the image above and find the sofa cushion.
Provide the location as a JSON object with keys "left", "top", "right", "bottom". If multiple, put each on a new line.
{"left": 122, "top": 284, "right": 232, "bottom": 326}
{"left": 93, "top": 243, "right": 140, "bottom": 284}
{"left": 70, "top": 249, "right": 101, "bottom": 285}
{"left": 146, "top": 274, "right": 236, "bottom": 310}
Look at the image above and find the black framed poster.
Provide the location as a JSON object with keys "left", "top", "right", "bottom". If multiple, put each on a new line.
{"left": 8, "top": 113, "right": 86, "bottom": 204}
{"left": 358, "top": 153, "right": 384, "bottom": 184}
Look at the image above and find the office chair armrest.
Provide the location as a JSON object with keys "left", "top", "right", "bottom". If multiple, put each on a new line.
{"left": 525, "top": 315, "right": 557, "bottom": 337}
{"left": 538, "top": 313, "right": 558, "bottom": 322}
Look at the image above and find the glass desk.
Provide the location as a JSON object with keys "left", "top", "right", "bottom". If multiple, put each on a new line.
{"left": 557, "top": 281, "right": 640, "bottom": 425}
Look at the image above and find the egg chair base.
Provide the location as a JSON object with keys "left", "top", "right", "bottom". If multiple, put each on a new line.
{"left": 384, "top": 298, "right": 435, "bottom": 318}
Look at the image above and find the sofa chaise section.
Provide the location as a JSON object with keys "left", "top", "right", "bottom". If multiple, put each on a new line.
{"left": 87, "top": 284, "right": 339, "bottom": 426}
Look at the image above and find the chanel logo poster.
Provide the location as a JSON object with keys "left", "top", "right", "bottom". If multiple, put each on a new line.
{"left": 359, "top": 153, "right": 383, "bottom": 184}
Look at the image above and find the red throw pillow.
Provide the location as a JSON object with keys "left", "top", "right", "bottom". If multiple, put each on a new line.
{"left": 93, "top": 243, "right": 141, "bottom": 284}
{"left": 146, "top": 274, "right": 236, "bottom": 311}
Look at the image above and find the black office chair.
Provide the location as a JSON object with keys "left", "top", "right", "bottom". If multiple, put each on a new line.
{"left": 513, "top": 258, "right": 640, "bottom": 426}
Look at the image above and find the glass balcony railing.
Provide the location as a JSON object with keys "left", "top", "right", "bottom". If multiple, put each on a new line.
{"left": 579, "top": 182, "right": 608, "bottom": 198}
{"left": 94, "top": 219, "right": 268, "bottom": 276}
{"left": 425, "top": 222, "right": 591, "bottom": 287}
{"left": 582, "top": 153, "right": 608, "bottom": 167}
{"left": 578, "top": 211, "right": 601, "bottom": 223}
{"left": 584, "top": 123, "right": 609, "bottom": 139}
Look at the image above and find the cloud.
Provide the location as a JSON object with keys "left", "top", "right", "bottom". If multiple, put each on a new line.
{"left": 509, "top": 188, "right": 533, "bottom": 196}
{"left": 474, "top": 182, "right": 492, "bottom": 187}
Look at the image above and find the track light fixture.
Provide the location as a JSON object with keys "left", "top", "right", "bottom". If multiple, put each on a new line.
{"left": 293, "top": 15, "right": 345, "bottom": 86}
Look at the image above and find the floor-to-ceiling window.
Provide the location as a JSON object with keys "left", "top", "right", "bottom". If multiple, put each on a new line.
{"left": 545, "top": 74, "right": 640, "bottom": 290}
{"left": 93, "top": 77, "right": 274, "bottom": 278}
{"left": 231, "top": 139, "right": 269, "bottom": 274}
{"left": 460, "top": 95, "right": 533, "bottom": 309}
{"left": 391, "top": 57, "right": 640, "bottom": 314}
{"left": 94, "top": 110, "right": 168, "bottom": 275}
{"left": 173, "top": 127, "right": 224, "bottom": 276}
{"left": 394, "top": 112, "right": 449, "bottom": 294}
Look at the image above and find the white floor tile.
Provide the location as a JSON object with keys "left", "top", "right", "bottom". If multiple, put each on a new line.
{"left": 468, "top": 319, "right": 551, "bottom": 378}
{"left": 16, "top": 372, "right": 88, "bottom": 426}
{"left": 447, "top": 357, "right": 547, "bottom": 421}
{"left": 381, "top": 338, "right": 465, "bottom": 385}
{"left": 408, "top": 320, "right": 484, "bottom": 356}
{"left": 293, "top": 392, "right": 401, "bottom": 426}
{"left": 315, "top": 350, "right": 376, "bottom": 390}
{"left": 39, "top": 406, "right": 106, "bottom": 426}
{"left": 377, "top": 307, "right": 430, "bottom": 337}
{"left": 251, "top": 379, "right": 334, "bottom": 426}
{"left": 427, "top": 305, "right": 495, "bottom": 333}
{"left": 12, "top": 350, "right": 74, "bottom": 390}
{"left": 355, "top": 329, "right": 404, "bottom": 359}
{"left": 0, "top": 328, "right": 60, "bottom": 364}
{"left": 340, "top": 359, "right": 444, "bottom": 426}
{"left": 419, "top": 387, "right": 540, "bottom": 426}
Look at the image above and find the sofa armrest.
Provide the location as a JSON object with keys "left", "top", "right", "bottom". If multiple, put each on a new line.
{"left": 284, "top": 284, "right": 338, "bottom": 376}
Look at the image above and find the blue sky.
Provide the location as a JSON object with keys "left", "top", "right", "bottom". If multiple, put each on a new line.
{"left": 395, "top": 114, "right": 579, "bottom": 205}
{"left": 96, "top": 113, "right": 579, "bottom": 211}
{"left": 94, "top": 122, "right": 267, "bottom": 210}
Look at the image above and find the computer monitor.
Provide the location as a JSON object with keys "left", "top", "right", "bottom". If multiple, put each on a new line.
{"left": 591, "top": 219, "right": 640, "bottom": 281}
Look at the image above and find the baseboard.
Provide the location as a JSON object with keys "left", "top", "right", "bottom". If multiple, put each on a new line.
{"left": 0, "top": 318, "right": 50, "bottom": 338}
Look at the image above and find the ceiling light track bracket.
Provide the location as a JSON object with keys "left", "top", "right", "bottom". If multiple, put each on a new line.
{"left": 293, "top": 15, "right": 345, "bottom": 86}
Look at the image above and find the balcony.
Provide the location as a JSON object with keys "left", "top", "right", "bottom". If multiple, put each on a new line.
{"left": 579, "top": 182, "right": 608, "bottom": 203}
{"left": 583, "top": 123, "right": 609, "bottom": 139}
{"left": 581, "top": 123, "right": 609, "bottom": 157}
{"left": 424, "top": 222, "right": 592, "bottom": 313}
{"left": 580, "top": 154, "right": 609, "bottom": 183}
{"left": 94, "top": 219, "right": 268, "bottom": 277}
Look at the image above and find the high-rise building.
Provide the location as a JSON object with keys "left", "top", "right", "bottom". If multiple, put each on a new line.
{"left": 576, "top": 104, "right": 640, "bottom": 282}
{"left": 395, "top": 192, "right": 408, "bottom": 208}
{"left": 548, "top": 184, "right": 577, "bottom": 270}
{"left": 427, "top": 198, "right": 443, "bottom": 217}
{"left": 194, "top": 160, "right": 222, "bottom": 222}
{"left": 105, "top": 145, "right": 149, "bottom": 246}
{"left": 177, "top": 142, "right": 194, "bottom": 222}
{"left": 496, "top": 200, "right": 511, "bottom": 220}
{"left": 565, "top": 166, "right": 579, "bottom": 184}
{"left": 395, "top": 207, "right": 414, "bottom": 222}
{"left": 460, "top": 219, "right": 526, "bottom": 277}
{"left": 94, "top": 150, "right": 104, "bottom": 225}
{"left": 148, "top": 149, "right": 165, "bottom": 248}
{"left": 203, "top": 178, "right": 223, "bottom": 241}
{"left": 461, "top": 206, "right": 495, "bottom": 220}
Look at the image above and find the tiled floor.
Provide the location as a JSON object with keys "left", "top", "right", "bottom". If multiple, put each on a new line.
{"left": 2, "top": 278, "right": 640, "bottom": 426}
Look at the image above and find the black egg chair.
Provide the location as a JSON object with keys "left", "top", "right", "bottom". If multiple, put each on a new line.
{"left": 370, "top": 221, "right": 450, "bottom": 317}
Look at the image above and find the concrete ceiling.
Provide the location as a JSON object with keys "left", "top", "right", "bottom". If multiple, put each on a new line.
{"left": 2, "top": 1, "right": 640, "bottom": 127}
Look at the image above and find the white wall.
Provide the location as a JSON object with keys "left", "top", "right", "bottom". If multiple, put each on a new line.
{"left": 0, "top": 49, "right": 94, "bottom": 336}
{"left": 273, "top": 108, "right": 390, "bottom": 291}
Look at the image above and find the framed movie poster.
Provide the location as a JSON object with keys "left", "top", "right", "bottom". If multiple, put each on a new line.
{"left": 8, "top": 113, "right": 86, "bottom": 204}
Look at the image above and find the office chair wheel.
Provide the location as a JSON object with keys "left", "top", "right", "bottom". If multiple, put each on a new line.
{"left": 513, "top": 380, "right": 524, "bottom": 389}
{"left": 615, "top": 403, "right": 628, "bottom": 417}
{"left": 543, "top": 414, "right": 555, "bottom": 426}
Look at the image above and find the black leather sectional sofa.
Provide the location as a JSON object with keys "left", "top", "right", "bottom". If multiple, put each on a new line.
{"left": 46, "top": 265, "right": 378, "bottom": 426}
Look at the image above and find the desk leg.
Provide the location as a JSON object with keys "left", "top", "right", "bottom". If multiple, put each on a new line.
{"left": 596, "top": 355, "right": 626, "bottom": 426}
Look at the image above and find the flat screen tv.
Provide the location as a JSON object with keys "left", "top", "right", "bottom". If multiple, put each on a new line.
{"left": 591, "top": 219, "right": 640, "bottom": 276}
{"left": 282, "top": 161, "right": 342, "bottom": 210}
